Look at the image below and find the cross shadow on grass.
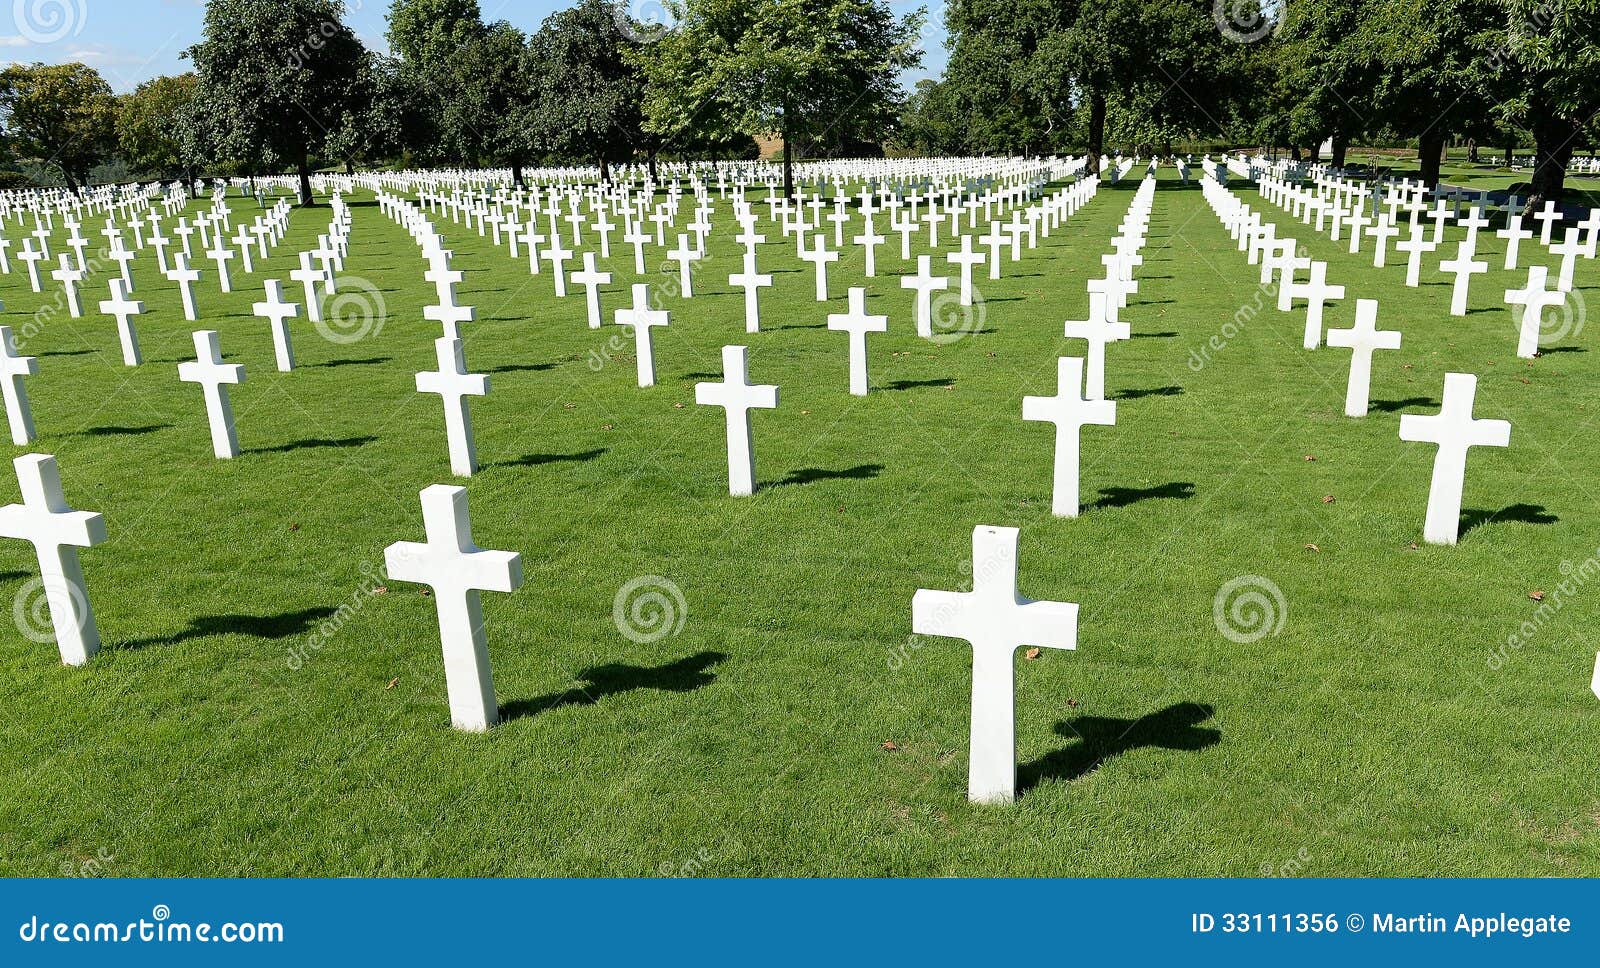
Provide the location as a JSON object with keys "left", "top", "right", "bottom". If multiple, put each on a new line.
{"left": 497, "top": 448, "right": 606, "bottom": 468}
{"left": 246, "top": 436, "right": 376, "bottom": 455}
{"left": 1460, "top": 503, "right": 1558, "bottom": 536}
{"left": 1090, "top": 481, "right": 1194, "bottom": 510}
{"left": 1019, "top": 702, "right": 1220, "bottom": 792}
{"left": 1129, "top": 331, "right": 1179, "bottom": 339}
{"left": 773, "top": 464, "right": 883, "bottom": 488}
{"left": 307, "top": 357, "right": 390, "bottom": 369}
{"left": 1537, "top": 346, "right": 1586, "bottom": 355}
{"left": 500, "top": 651, "right": 726, "bottom": 722}
{"left": 881, "top": 378, "right": 953, "bottom": 391}
{"left": 1112, "top": 385, "right": 1182, "bottom": 400}
{"left": 487, "top": 362, "right": 557, "bottom": 373}
{"left": 74, "top": 424, "right": 170, "bottom": 437}
{"left": 114, "top": 606, "right": 340, "bottom": 650}
{"left": 1369, "top": 397, "right": 1438, "bottom": 413}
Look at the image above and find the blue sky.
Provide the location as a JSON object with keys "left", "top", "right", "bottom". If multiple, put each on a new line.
{"left": 2, "top": 0, "right": 947, "bottom": 93}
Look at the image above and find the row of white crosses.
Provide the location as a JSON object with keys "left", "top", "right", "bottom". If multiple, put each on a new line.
{"left": 1255, "top": 166, "right": 1594, "bottom": 353}
{"left": 1203, "top": 171, "right": 1510, "bottom": 546}
{"left": 887, "top": 172, "right": 1147, "bottom": 804}
{"left": 367, "top": 163, "right": 1067, "bottom": 731}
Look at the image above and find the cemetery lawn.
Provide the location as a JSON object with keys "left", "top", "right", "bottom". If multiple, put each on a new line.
{"left": 3, "top": 171, "right": 1599, "bottom": 877}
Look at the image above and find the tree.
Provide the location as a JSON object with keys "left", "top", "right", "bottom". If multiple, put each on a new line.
{"left": 0, "top": 62, "right": 117, "bottom": 191}
{"left": 387, "top": 0, "right": 534, "bottom": 179}
{"left": 634, "top": 0, "right": 924, "bottom": 197}
{"left": 185, "top": 0, "right": 367, "bottom": 204}
{"left": 1496, "top": 0, "right": 1600, "bottom": 208}
{"left": 527, "top": 0, "right": 648, "bottom": 181}
{"left": 118, "top": 73, "right": 207, "bottom": 188}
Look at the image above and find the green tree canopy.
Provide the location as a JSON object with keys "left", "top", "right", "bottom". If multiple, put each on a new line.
{"left": 0, "top": 62, "right": 117, "bottom": 191}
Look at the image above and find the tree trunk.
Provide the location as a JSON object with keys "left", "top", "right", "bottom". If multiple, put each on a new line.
{"left": 1527, "top": 110, "right": 1576, "bottom": 212}
{"left": 511, "top": 160, "right": 524, "bottom": 188}
{"left": 1504, "top": 139, "right": 1514, "bottom": 167}
{"left": 782, "top": 125, "right": 794, "bottom": 199}
{"left": 647, "top": 150, "right": 658, "bottom": 183}
{"left": 1417, "top": 129, "right": 1446, "bottom": 189}
{"left": 296, "top": 155, "right": 314, "bottom": 206}
{"left": 1087, "top": 90, "right": 1106, "bottom": 173}
{"left": 599, "top": 155, "right": 611, "bottom": 184}
{"left": 1331, "top": 130, "right": 1350, "bottom": 169}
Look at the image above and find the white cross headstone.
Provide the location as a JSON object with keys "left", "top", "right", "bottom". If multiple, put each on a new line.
{"left": 901, "top": 255, "right": 950, "bottom": 339}
{"left": 614, "top": 284, "right": 670, "bottom": 388}
{"left": 417, "top": 337, "right": 487, "bottom": 476}
{"left": 1324, "top": 299, "right": 1401, "bottom": 417}
{"left": 911, "top": 525, "right": 1078, "bottom": 804}
{"left": 1022, "top": 356, "right": 1116, "bottom": 516}
{"left": 695, "top": 345, "right": 778, "bottom": 497}
{"left": 571, "top": 252, "right": 611, "bottom": 330}
{"left": 384, "top": 484, "right": 522, "bottom": 732}
{"left": 827, "top": 287, "right": 888, "bottom": 396}
{"left": 1439, "top": 242, "right": 1487, "bottom": 317}
{"left": 252, "top": 279, "right": 301, "bottom": 372}
{"left": 97, "top": 278, "right": 144, "bottom": 366}
{"left": 800, "top": 234, "right": 839, "bottom": 301}
{"left": 165, "top": 254, "right": 203, "bottom": 321}
{"left": 728, "top": 253, "right": 772, "bottom": 334}
{"left": 1398, "top": 372, "right": 1510, "bottom": 545}
{"left": 1504, "top": 265, "right": 1567, "bottom": 358}
{"left": 0, "top": 454, "right": 107, "bottom": 666}
{"left": 177, "top": 330, "right": 245, "bottom": 458}
{"left": 1062, "top": 294, "right": 1129, "bottom": 401}
{"left": 0, "top": 326, "right": 38, "bottom": 444}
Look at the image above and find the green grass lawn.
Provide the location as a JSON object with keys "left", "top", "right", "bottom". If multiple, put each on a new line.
{"left": 0, "top": 169, "right": 1596, "bottom": 877}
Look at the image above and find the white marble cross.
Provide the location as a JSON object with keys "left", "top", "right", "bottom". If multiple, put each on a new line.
{"left": 384, "top": 484, "right": 522, "bottom": 732}
{"left": 205, "top": 238, "right": 235, "bottom": 293}
{"left": 1399, "top": 373, "right": 1510, "bottom": 545}
{"left": 1439, "top": 241, "right": 1487, "bottom": 317}
{"left": 615, "top": 283, "right": 670, "bottom": 388}
{"left": 50, "top": 256, "right": 85, "bottom": 317}
{"left": 17, "top": 241, "right": 44, "bottom": 292}
{"left": 571, "top": 252, "right": 611, "bottom": 329}
{"left": 1395, "top": 223, "right": 1438, "bottom": 287}
{"left": 1324, "top": 299, "right": 1401, "bottom": 417}
{"left": 1504, "top": 265, "right": 1567, "bottom": 358}
{"left": 97, "top": 278, "right": 144, "bottom": 366}
{"left": 827, "top": 287, "right": 888, "bottom": 396}
{"left": 1533, "top": 199, "right": 1561, "bottom": 245}
{"left": 947, "top": 234, "right": 986, "bottom": 307}
{"left": 0, "top": 454, "right": 107, "bottom": 666}
{"left": 800, "top": 234, "right": 839, "bottom": 301}
{"left": 252, "top": 279, "right": 301, "bottom": 371}
{"left": 165, "top": 254, "right": 203, "bottom": 321}
{"left": 0, "top": 326, "right": 38, "bottom": 444}
{"left": 1497, "top": 215, "right": 1533, "bottom": 270}
{"left": 728, "top": 253, "right": 772, "bottom": 334}
{"left": 667, "top": 234, "right": 701, "bottom": 298}
{"left": 417, "top": 336, "right": 487, "bottom": 476}
{"left": 177, "top": 330, "right": 245, "bottom": 458}
{"left": 543, "top": 235, "right": 574, "bottom": 296}
{"left": 911, "top": 524, "right": 1078, "bottom": 803}
{"left": 1022, "top": 356, "right": 1116, "bottom": 516}
{"left": 1062, "top": 293, "right": 1128, "bottom": 401}
{"left": 1287, "top": 261, "right": 1344, "bottom": 349}
{"left": 901, "top": 255, "right": 950, "bottom": 339}
{"left": 695, "top": 345, "right": 778, "bottom": 496}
